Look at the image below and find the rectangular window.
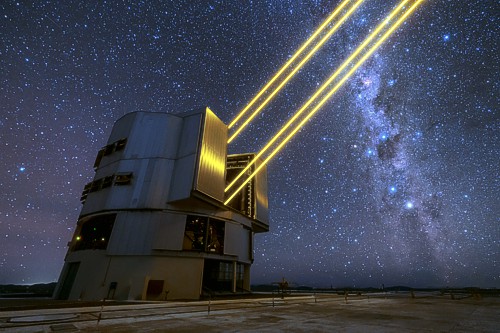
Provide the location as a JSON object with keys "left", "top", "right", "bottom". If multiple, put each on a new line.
{"left": 103, "top": 144, "right": 114, "bottom": 156}
{"left": 89, "top": 178, "right": 103, "bottom": 192}
{"left": 114, "top": 172, "right": 133, "bottom": 185}
{"left": 93, "top": 138, "right": 127, "bottom": 169}
{"left": 207, "top": 219, "right": 225, "bottom": 254}
{"left": 115, "top": 138, "right": 127, "bottom": 151}
{"left": 80, "top": 183, "right": 91, "bottom": 202}
{"left": 94, "top": 148, "right": 105, "bottom": 169}
{"left": 73, "top": 214, "right": 116, "bottom": 251}
{"left": 217, "top": 262, "right": 233, "bottom": 281}
{"left": 183, "top": 216, "right": 225, "bottom": 254}
{"left": 183, "top": 216, "right": 207, "bottom": 251}
{"left": 236, "top": 264, "right": 245, "bottom": 289}
{"left": 102, "top": 175, "right": 114, "bottom": 188}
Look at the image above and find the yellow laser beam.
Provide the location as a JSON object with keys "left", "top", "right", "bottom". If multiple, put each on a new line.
{"left": 228, "top": 0, "right": 366, "bottom": 143}
{"left": 225, "top": 0, "right": 424, "bottom": 205}
{"left": 225, "top": 0, "right": 412, "bottom": 192}
{"left": 228, "top": 0, "right": 352, "bottom": 130}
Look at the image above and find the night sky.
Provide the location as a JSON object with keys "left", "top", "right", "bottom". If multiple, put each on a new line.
{"left": 1, "top": 0, "right": 498, "bottom": 288}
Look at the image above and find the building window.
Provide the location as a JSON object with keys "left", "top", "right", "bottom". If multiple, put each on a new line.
{"left": 183, "top": 216, "right": 207, "bottom": 251}
{"left": 89, "top": 178, "right": 103, "bottom": 192}
{"left": 94, "top": 149, "right": 105, "bottom": 169}
{"left": 102, "top": 175, "right": 114, "bottom": 188}
{"left": 115, "top": 138, "right": 127, "bottom": 151}
{"left": 93, "top": 138, "right": 127, "bottom": 169}
{"left": 80, "top": 172, "right": 133, "bottom": 203}
{"left": 203, "top": 259, "right": 233, "bottom": 292}
{"left": 183, "top": 215, "right": 225, "bottom": 254}
{"left": 218, "top": 262, "right": 233, "bottom": 281}
{"left": 207, "top": 219, "right": 224, "bottom": 254}
{"left": 103, "top": 144, "right": 114, "bottom": 156}
{"left": 236, "top": 263, "right": 245, "bottom": 290}
{"left": 114, "top": 172, "right": 133, "bottom": 185}
{"left": 73, "top": 214, "right": 116, "bottom": 251}
{"left": 80, "top": 183, "right": 91, "bottom": 202}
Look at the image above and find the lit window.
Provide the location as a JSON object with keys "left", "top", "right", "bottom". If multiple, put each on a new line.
{"left": 114, "top": 172, "right": 133, "bottom": 185}
{"left": 207, "top": 219, "right": 225, "bottom": 254}
{"left": 183, "top": 215, "right": 225, "bottom": 254}
{"left": 73, "top": 214, "right": 116, "bottom": 251}
{"left": 115, "top": 138, "right": 127, "bottom": 151}
{"left": 183, "top": 216, "right": 207, "bottom": 251}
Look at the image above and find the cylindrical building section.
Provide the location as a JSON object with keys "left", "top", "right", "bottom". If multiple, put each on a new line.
{"left": 54, "top": 108, "right": 268, "bottom": 301}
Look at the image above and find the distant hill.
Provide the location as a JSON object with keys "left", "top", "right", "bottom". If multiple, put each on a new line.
{"left": 0, "top": 282, "right": 57, "bottom": 298}
{"left": 251, "top": 284, "right": 499, "bottom": 296}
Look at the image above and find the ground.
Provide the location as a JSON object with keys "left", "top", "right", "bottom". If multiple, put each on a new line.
{"left": 1, "top": 292, "right": 498, "bottom": 332}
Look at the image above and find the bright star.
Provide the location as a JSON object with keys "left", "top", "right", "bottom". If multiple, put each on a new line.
{"left": 405, "top": 202, "right": 414, "bottom": 209}
{"left": 19, "top": 166, "right": 26, "bottom": 172}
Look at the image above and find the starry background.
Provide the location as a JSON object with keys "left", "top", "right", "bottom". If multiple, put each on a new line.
{"left": 1, "top": 0, "right": 498, "bottom": 287}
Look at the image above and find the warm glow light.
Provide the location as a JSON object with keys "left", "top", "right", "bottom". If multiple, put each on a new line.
{"left": 225, "top": 0, "right": 414, "bottom": 193}
{"left": 225, "top": 0, "right": 424, "bottom": 205}
{"left": 228, "top": 0, "right": 364, "bottom": 141}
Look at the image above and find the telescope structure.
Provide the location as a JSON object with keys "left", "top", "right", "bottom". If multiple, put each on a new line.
{"left": 54, "top": 0, "right": 423, "bottom": 302}
{"left": 54, "top": 108, "right": 269, "bottom": 300}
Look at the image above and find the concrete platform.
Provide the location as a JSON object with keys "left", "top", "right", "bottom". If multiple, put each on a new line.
{"left": 1, "top": 293, "right": 498, "bottom": 332}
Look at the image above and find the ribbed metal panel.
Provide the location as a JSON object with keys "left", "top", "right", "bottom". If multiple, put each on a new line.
{"left": 194, "top": 107, "right": 227, "bottom": 202}
{"left": 253, "top": 157, "right": 269, "bottom": 226}
{"left": 225, "top": 154, "right": 269, "bottom": 228}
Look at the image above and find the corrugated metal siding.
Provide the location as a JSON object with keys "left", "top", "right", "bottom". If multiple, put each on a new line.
{"left": 194, "top": 107, "right": 227, "bottom": 202}
{"left": 254, "top": 158, "right": 269, "bottom": 226}
{"left": 225, "top": 153, "right": 269, "bottom": 227}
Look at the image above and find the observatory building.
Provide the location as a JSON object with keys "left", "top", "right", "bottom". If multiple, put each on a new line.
{"left": 54, "top": 108, "right": 269, "bottom": 300}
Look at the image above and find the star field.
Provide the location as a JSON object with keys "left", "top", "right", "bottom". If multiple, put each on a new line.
{"left": 1, "top": 0, "right": 498, "bottom": 287}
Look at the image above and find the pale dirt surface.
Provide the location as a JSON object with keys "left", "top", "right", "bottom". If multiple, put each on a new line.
{"left": 1, "top": 293, "right": 498, "bottom": 332}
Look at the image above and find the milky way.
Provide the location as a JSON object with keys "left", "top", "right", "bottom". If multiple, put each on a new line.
{"left": 1, "top": 0, "right": 498, "bottom": 287}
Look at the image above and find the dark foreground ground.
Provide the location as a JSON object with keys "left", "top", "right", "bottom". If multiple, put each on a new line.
{"left": 1, "top": 292, "right": 498, "bottom": 332}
